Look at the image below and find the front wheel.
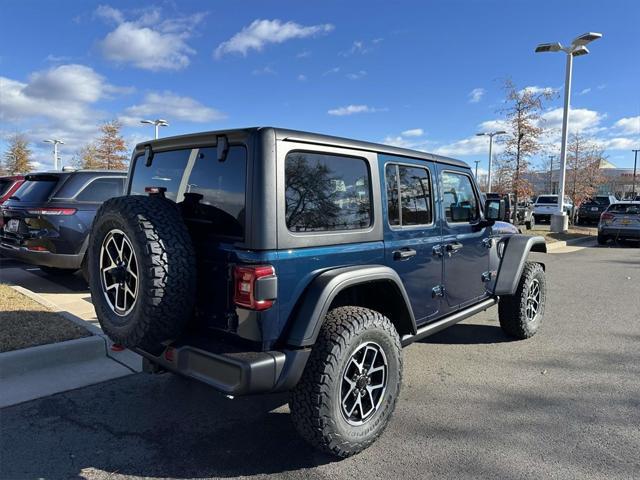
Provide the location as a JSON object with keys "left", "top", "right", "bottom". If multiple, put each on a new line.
{"left": 498, "top": 262, "right": 546, "bottom": 339}
{"left": 289, "top": 306, "right": 402, "bottom": 458}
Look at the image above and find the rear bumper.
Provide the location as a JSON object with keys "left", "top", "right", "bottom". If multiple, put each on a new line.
{"left": 599, "top": 227, "right": 640, "bottom": 239}
{"left": 579, "top": 211, "right": 603, "bottom": 221}
{"left": 136, "top": 340, "right": 311, "bottom": 396}
{"left": 0, "top": 243, "right": 84, "bottom": 269}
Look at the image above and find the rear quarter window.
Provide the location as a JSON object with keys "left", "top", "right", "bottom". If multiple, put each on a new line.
{"left": 10, "top": 177, "right": 60, "bottom": 203}
{"left": 75, "top": 177, "right": 125, "bottom": 202}
{"left": 0, "top": 179, "right": 15, "bottom": 197}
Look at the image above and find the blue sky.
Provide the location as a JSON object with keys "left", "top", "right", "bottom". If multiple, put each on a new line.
{"left": 1, "top": 0, "right": 639, "bottom": 172}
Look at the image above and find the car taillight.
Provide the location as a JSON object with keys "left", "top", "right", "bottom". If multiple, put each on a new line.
{"left": 27, "top": 208, "right": 76, "bottom": 216}
{"left": 600, "top": 212, "right": 614, "bottom": 222}
{"left": 233, "top": 265, "right": 276, "bottom": 311}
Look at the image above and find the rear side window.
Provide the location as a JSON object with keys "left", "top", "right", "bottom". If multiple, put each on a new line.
{"left": 441, "top": 171, "right": 479, "bottom": 223}
{"left": 0, "top": 179, "right": 14, "bottom": 197}
{"left": 385, "top": 164, "right": 433, "bottom": 226}
{"left": 608, "top": 203, "right": 639, "bottom": 214}
{"left": 10, "top": 177, "right": 59, "bottom": 202}
{"left": 75, "top": 178, "right": 124, "bottom": 202}
{"left": 130, "top": 145, "right": 247, "bottom": 238}
{"left": 285, "top": 151, "right": 371, "bottom": 232}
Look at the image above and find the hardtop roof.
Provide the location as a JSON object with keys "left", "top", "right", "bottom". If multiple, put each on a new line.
{"left": 135, "top": 126, "right": 469, "bottom": 169}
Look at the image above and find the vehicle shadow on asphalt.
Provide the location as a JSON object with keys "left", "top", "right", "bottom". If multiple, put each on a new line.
{"left": 421, "top": 323, "right": 512, "bottom": 345}
{"left": 1, "top": 374, "right": 337, "bottom": 479}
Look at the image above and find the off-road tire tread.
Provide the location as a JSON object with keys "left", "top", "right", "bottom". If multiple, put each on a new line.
{"left": 498, "top": 261, "right": 545, "bottom": 339}
{"left": 289, "top": 306, "right": 402, "bottom": 458}
{"left": 89, "top": 195, "right": 196, "bottom": 348}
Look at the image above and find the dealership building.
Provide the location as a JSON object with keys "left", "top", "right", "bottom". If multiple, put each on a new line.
{"left": 523, "top": 159, "right": 638, "bottom": 199}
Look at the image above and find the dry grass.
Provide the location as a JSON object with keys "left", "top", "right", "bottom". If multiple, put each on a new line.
{"left": 0, "top": 284, "right": 89, "bottom": 353}
{"left": 523, "top": 225, "right": 597, "bottom": 243}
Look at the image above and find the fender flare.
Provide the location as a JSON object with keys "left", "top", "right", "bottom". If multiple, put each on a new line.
{"left": 285, "top": 265, "right": 417, "bottom": 347}
{"left": 494, "top": 235, "right": 546, "bottom": 296}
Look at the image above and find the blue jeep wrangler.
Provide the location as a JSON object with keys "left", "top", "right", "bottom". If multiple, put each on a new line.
{"left": 88, "top": 127, "right": 547, "bottom": 457}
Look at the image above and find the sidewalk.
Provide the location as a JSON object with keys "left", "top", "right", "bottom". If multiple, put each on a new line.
{"left": 0, "top": 267, "right": 141, "bottom": 408}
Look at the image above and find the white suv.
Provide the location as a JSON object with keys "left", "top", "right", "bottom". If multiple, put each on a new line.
{"left": 533, "top": 194, "right": 574, "bottom": 223}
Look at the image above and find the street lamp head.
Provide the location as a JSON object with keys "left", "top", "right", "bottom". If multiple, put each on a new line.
{"left": 495, "top": 130, "right": 507, "bottom": 135}
{"left": 140, "top": 119, "right": 154, "bottom": 125}
{"left": 475, "top": 133, "right": 486, "bottom": 137}
{"left": 572, "top": 45, "right": 590, "bottom": 57}
{"left": 535, "top": 42, "right": 563, "bottom": 53}
{"left": 157, "top": 119, "right": 169, "bottom": 126}
{"left": 43, "top": 139, "right": 64, "bottom": 145}
{"left": 572, "top": 32, "right": 602, "bottom": 47}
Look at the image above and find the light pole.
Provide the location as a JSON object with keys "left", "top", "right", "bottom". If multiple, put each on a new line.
{"left": 474, "top": 160, "right": 480, "bottom": 180}
{"left": 140, "top": 119, "right": 169, "bottom": 139}
{"left": 548, "top": 154, "right": 555, "bottom": 193}
{"left": 632, "top": 149, "right": 639, "bottom": 198}
{"left": 43, "top": 139, "right": 64, "bottom": 170}
{"left": 535, "top": 32, "right": 602, "bottom": 232}
{"left": 476, "top": 130, "right": 506, "bottom": 192}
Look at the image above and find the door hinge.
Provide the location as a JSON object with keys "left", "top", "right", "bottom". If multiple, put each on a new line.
{"left": 432, "top": 284, "right": 445, "bottom": 298}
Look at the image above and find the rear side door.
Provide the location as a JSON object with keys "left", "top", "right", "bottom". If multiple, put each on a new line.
{"left": 381, "top": 155, "right": 442, "bottom": 324}
{"left": 438, "top": 167, "right": 491, "bottom": 312}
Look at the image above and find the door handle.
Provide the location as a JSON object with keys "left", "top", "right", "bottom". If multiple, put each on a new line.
{"left": 446, "top": 242, "right": 464, "bottom": 253}
{"left": 393, "top": 248, "right": 417, "bottom": 260}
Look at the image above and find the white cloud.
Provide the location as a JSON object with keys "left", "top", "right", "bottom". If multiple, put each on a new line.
{"left": 613, "top": 116, "right": 640, "bottom": 135}
{"left": 97, "top": 6, "right": 205, "bottom": 71}
{"left": 120, "top": 91, "right": 226, "bottom": 125}
{"left": 477, "top": 119, "right": 509, "bottom": 133}
{"left": 519, "top": 85, "right": 556, "bottom": 96}
{"left": 433, "top": 135, "right": 498, "bottom": 157}
{"left": 577, "top": 87, "right": 591, "bottom": 96}
{"left": 323, "top": 67, "right": 340, "bottom": 76}
{"left": 297, "top": 74, "right": 307, "bottom": 81}
{"left": 339, "top": 39, "right": 381, "bottom": 57}
{"left": 327, "top": 104, "right": 385, "bottom": 116}
{"left": 401, "top": 128, "right": 423, "bottom": 137}
{"left": 601, "top": 137, "right": 639, "bottom": 151}
{"left": 468, "top": 88, "right": 485, "bottom": 103}
{"left": 541, "top": 107, "right": 604, "bottom": 134}
{"left": 346, "top": 70, "right": 367, "bottom": 80}
{"left": 251, "top": 66, "right": 276, "bottom": 75}
{"left": 214, "top": 19, "right": 333, "bottom": 58}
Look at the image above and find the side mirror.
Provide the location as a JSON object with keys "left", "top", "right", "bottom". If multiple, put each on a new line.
{"left": 484, "top": 198, "right": 505, "bottom": 221}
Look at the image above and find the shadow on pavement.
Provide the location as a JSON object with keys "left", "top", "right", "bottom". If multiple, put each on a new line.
{"left": 1, "top": 374, "right": 335, "bottom": 479}
{"left": 421, "top": 323, "right": 512, "bottom": 345}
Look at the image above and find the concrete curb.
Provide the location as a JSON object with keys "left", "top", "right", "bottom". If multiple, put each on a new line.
{"left": 0, "top": 335, "right": 106, "bottom": 380}
{"left": 546, "top": 235, "right": 595, "bottom": 251}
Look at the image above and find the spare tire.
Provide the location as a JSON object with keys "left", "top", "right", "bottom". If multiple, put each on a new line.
{"left": 88, "top": 195, "right": 196, "bottom": 349}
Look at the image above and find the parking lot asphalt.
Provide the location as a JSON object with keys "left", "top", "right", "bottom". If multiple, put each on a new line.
{"left": 1, "top": 242, "right": 639, "bottom": 480}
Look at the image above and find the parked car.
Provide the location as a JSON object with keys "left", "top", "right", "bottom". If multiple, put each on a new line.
{"left": 87, "top": 128, "right": 548, "bottom": 457}
{"left": 533, "top": 194, "right": 574, "bottom": 223}
{"left": 577, "top": 195, "right": 617, "bottom": 224}
{"left": 0, "top": 175, "right": 25, "bottom": 228}
{"left": 484, "top": 193, "right": 535, "bottom": 229}
{"left": 597, "top": 201, "right": 640, "bottom": 244}
{"left": 0, "top": 170, "right": 126, "bottom": 277}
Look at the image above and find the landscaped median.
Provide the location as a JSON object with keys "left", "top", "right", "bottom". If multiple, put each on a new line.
{"left": 0, "top": 283, "right": 138, "bottom": 408}
{"left": 522, "top": 225, "right": 597, "bottom": 250}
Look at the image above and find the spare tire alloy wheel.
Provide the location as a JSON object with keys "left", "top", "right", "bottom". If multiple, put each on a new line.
{"left": 100, "top": 229, "right": 138, "bottom": 317}
{"left": 341, "top": 342, "right": 388, "bottom": 426}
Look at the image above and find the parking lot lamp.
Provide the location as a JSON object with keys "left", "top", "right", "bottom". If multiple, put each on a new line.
{"left": 535, "top": 32, "right": 602, "bottom": 232}
{"left": 476, "top": 130, "right": 506, "bottom": 192}
{"left": 43, "top": 139, "right": 64, "bottom": 170}
{"left": 632, "top": 149, "right": 639, "bottom": 198}
{"left": 140, "top": 119, "right": 169, "bottom": 139}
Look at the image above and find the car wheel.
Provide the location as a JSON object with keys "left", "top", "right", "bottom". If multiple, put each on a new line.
{"left": 498, "top": 262, "right": 546, "bottom": 339}
{"left": 289, "top": 306, "right": 402, "bottom": 458}
{"left": 597, "top": 233, "right": 609, "bottom": 245}
{"left": 39, "top": 266, "right": 78, "bottom": 276}
{"left": 525, "top": 216, "right": 534, "bottom": 230}
{"left": 88, "top": 195, "right": 196, "bottom": 349}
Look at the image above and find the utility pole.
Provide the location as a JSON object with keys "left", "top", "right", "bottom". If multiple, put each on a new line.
{"left": 474, "top": 160, "right": 480, "bottom": 181}
{"left": 476, "top": 130, "right": 506, "bottom": 192}
{"left": 548, "top": 155, "right": 555, "bottom": 193}
{"left": 632, "top": 149, "right": 639, "bottom": 198}
{"left": 43, "top": 139, "right": 64, "bottom": 170}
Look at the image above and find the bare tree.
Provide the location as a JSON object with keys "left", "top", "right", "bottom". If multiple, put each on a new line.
{"left": 566, "top": 132, "right": 606, "bottom": 220}
{"left": 495, "top": 80, "right": 555, "bottom": 220}
{"left": 76, "top": 143, "right": 102, "bottom": 169}
{"left": 93, "top": 121, "right": 128, "bottom": 170}
{"left": 3, "top": 134, "right": 33, "bottom": 174}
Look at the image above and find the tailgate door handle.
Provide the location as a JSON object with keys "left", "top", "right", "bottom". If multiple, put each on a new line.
{"left": 393, "top": 248, "right": 417, "bottom": 260}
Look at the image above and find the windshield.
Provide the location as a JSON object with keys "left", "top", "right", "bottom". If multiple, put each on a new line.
{"left": 10, "top": 177, "right": 59, "bottom": 203}
{"left": 608, "top": 203, "right": 639, "bottom": 215}
{"left": 536, "top": 196, "right": 557, "bottom": 204}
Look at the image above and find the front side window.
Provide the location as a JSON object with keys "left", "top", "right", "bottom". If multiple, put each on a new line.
{"left": 75, "top": 178, "right": 124, "bottom": 202}
{"left": 385, "top": 164, "right": 433, "bottom": 226}
{"left": 130, "top": 145, "right": 247, "bottom": 238}
{"left": 441, "top": 171, "right": 479, "bottom": 223}
{"left": 285, "top": 151, "right": 371, "bottom": 232}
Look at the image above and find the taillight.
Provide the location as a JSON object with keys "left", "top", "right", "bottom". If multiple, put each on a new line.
{"left": 27, "top": 208, "right": 76, "bottom": 216}
{"left": 233, "top": 265, "right": 276, "bottom": 311}
{"left": 600, "top": 212, "right": 614, "bottom": 222}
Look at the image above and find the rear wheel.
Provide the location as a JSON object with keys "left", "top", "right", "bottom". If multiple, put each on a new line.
{"left": 597, "top": 233, "right": 609, "bottom": 245}
{"left": 289, "top": 306, "right": 402, "bottom": 457}
{"left": 525, "top": 215, "right": 535, "bottom": 230}
{"left": 498, "top": 262, "right": 546, "bottom": 339}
